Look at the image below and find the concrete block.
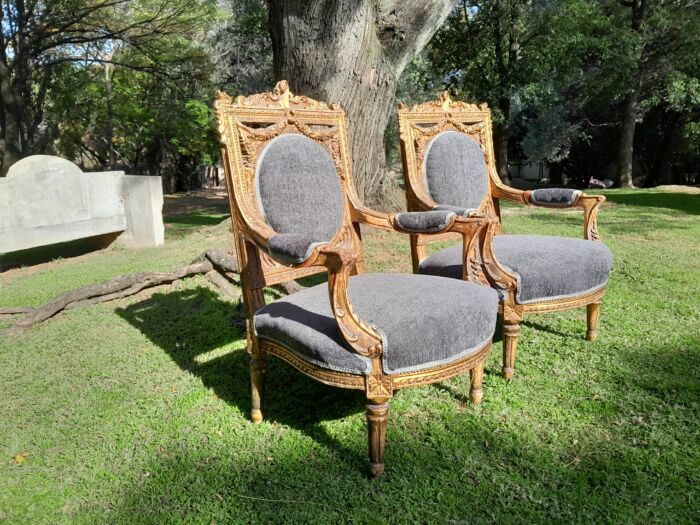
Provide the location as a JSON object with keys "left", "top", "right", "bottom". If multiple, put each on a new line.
{"left": 118, "top": 175, "right": 164, "bottom": 248}
{"left": 0, "top": 155, "right": 164, "bottom": 254}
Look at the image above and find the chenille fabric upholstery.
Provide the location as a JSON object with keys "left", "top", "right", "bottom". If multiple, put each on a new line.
{"left": 254, "top": 273, "right": 498, "bottom": 375}
{"left": 419, "top": 235, "right": 612, "bottom": 304}
{"left": 530, "top": 188, "right": 582, "bottom": 206}
{"left": 424, "top": 131, "right": 489, "bottom": 211}
{"left": 256, "top": 133, "right": 345, "bottom": 242}
{"left": 394, "top": 210, "right": 456, "bottom": 232}
{"left": 268, "top": 233, "right": 328, "bottom": 265}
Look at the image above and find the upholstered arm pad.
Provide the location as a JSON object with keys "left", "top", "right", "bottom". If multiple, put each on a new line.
{"left": 268, "top": 233, "right": 328, "bottom": 265}
{"left": 433, "top": 204, "right": 479, "bottom": 217}
{"left": 530, "top": 188, "right": 581, "bottom": 207}
{"left": 394, "top": 210, "right": 456, "bottom": 233}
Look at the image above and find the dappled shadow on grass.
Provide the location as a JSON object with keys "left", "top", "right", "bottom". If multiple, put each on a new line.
{"left": 116, "top": 286, "right": 366, "bottom": 465}
{"left": 0, "top": 232, "right": 120, "bottom": 272}
{"left": 98, "top": 344, "right": 699, "bottom": 524}
{"left": 604, "top": 191, "right": 700, "bottom": 215}
{"left": 110, "top": 288, "right": 699, "bottom": 523}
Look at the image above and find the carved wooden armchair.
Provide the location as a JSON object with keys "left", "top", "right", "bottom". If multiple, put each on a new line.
{"left": 214, "top": 82, "right": 500, "bottom": 477}
{"left": 398, "top": 93, "right": 613, "bottom": 380}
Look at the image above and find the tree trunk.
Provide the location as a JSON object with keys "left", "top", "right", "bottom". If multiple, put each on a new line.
{"left": 0, "top": 7, "right": 22, "bottom": 176}
{"left": 104, "top": 61, "right": 115, "bottom": 170}
{"left": 268, "top": 0, "right": 457, "bottom": 206}
{"left": 616, "top": 0, "right": 648, "bottom": 189}
{"left": 617, "top": 77, "right": 639, "bottom": 188}
{"left": 645, "top": 112, "right": 679, "bottom": 187}
{"left": 494, "top": 97, "right": 511, "bottom": 184}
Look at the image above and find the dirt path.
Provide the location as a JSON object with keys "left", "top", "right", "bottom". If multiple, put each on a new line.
{"left": 163, "top": 188, "right": 230, "bottom": 216}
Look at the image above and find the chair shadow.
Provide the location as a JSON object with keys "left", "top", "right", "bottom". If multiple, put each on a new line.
{"left": 521, "top": 319, "right": 574, "bottom": 339}
{"left": 116, "top": 286, "right": 367, "bottom": 466}
{"left": 97, "top": 340, "right": 700, "bottom": 524}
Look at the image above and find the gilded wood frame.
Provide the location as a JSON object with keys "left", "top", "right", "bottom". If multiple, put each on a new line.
{"left": 398, "top": 92, "right": 608, "bottom": 380}
{"left": 215, "top": 81, "right": 493, "bottom": 477}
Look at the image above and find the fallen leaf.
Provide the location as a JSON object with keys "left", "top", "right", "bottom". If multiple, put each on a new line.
{"left": 14, "top": 452, "right": 28, "bottom": 465}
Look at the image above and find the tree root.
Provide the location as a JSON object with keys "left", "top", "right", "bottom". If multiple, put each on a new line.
{"left": 3, "top": 248, "right": 304, "bottom": 336}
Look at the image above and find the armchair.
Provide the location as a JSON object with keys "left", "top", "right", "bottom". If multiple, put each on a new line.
{"left": 215, "top": 81, "right": 499, "bottom": 477}
{"left": 398, "top": 93, "right": 613, "bottom": 380}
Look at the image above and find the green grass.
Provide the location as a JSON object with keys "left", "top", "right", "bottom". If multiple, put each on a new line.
{"left": 1, "top": 189, "right": 699, "bottom": 524}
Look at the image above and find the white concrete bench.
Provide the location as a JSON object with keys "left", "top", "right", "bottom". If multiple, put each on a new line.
{"left": 0, "top": 156, "right": 164, "bottom": 254}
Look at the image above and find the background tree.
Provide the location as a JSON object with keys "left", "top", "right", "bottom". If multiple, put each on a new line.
{"left": 0, "top": 0, "right": 216, "bottom": 176}
{"left": 428, "top": 0, "right": 536, "bottom": 183}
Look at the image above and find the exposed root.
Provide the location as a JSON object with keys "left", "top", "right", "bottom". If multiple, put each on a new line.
{"left": 3, "top": 247, "right": 304, "bottom": 335}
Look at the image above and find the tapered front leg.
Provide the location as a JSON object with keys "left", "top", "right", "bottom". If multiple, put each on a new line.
{"left": 366, "top": 402, "right": 389, "bottom": 478}
{"left": 250, "top": 356, "right": 266, "bottom": 423}
{"left": 470, "top": 362, "right": 484, "bottom": 404}
{"left": 502, "top": 322, "right": 521, "bottom": 380}
{"left": 586, "top": 302, "right": 601, "bottom": 342}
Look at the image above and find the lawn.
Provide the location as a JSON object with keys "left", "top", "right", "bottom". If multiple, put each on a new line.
{"left": 1, "top": 189, "right": 698, "bottom": 524}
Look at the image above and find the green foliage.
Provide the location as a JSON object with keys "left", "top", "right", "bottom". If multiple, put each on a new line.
{"left": 422, "top": 0, "right": 700, "bottom": 186}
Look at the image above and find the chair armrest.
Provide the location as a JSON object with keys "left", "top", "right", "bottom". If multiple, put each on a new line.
{"left": 529, "top": 188, "right": 581, "bottom": 207}
{"left": 267, "top": 233, "right": 330, "bottom": 265}
{"left": 352, "top": 204, "right": 486, "bottom": 236}
{"left": 491, "top": 182, "right": 529, "bottom": 204}
{"left": 491, "top": 182, "right": 605, "bottom": 241}
{"left": 393, "top": 210, "right": 457, "bottom": 233}
{"left": 316, "top": 246, "right": 383, "bottom": 359}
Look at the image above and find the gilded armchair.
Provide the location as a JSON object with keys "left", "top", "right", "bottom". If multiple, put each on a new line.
{"left": 398, "top": 92, "right": 613, "bottom": 380}
{"left": 215, "top": 81, "right": 500, "bottom": 477}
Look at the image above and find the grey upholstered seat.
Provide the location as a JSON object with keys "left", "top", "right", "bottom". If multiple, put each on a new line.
{"left": 255, "top": 273, "right": 498, "bottom": 375}
{"left": 419, "top": 235, "right": 612, "bottom": 304}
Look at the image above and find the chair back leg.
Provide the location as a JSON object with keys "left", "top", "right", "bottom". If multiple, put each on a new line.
{"left": 470, "top": 361, "right": 485, "bottom": 403}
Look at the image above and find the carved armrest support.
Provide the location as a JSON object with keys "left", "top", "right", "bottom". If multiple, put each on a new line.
{"left": 477, "top": 220, "right": 519, "bottom": 294}
{"left": 317, "top": 246, "right": 383, "bottom": 359}
{"left": 578, "top": 194, "right": 605, "bottom": 241}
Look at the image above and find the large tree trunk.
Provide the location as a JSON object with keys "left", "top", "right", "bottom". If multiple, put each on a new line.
{"left": 0, "top": 6, "right": 22, "bottom": 176}
{"left": 494, "top": 97, "right": 511, "bottom": 184}
{"left": 268, "top": 0, "right": 457, "bottom": 206}
{"left": 616, "top": 0, "right": 648, "bottom": 188}
{"left": 617, "top": 76, "right": 639, "bottom": 188}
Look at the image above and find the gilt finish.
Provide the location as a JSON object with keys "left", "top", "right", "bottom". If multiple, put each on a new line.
{"left": 215, "top": 81, "right": 493, "bottom": 477}
{"left": 398, "top": 92, "right": 608, "bottom": 379}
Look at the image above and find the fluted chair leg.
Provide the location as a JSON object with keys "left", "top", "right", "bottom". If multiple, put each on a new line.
{"left": 470, "top": 362, "right": 484, "bottom": 404}
{"left": 586, "top": 302, "right": 601, "bottom": 342}
{"left": 502, "top": 322, "right": 521, "bottom": 380}
{"left": 250, "top": 357, "right": 266, "bottom": 423}
{"left": 366, "top": 402, "right": 389, "bottom": 478}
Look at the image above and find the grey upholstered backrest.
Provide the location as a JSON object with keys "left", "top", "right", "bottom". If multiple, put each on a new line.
{"left": 256, "top": 133, "right": 345, "bottom": 241}
{"left": 424, "top": 131, "right": 489, "bottom": 210}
